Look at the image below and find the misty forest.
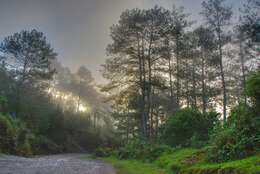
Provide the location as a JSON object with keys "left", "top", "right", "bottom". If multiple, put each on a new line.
{"left": 0, "top": 0, "right": 259, "bottom": 174}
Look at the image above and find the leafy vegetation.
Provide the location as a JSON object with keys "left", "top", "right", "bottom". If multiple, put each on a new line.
{"left": 101, "top": 157, "right": 171, "bottom": 174}
{"left": 160, "top": 109, "right": 219, "bottom": 147}
{"left": 0, "top": 113, "right": 32, "bottom": 156}
{"left": 208, "top": 104, "right": 260, "bottom": 162}
{"left": 95, "top": 148, "right": 259, "bottom": 174}
{"left": 95, "top": 69, "right": 260, "bottom": 173}
{"left": 0, "top": 30, "right": 113, "bottom": 156}
{"left": 0, "top": 0, "right": 259, "bottom": 174}
{"left": 185, "top": 155, "right": 260, "bottom": 174}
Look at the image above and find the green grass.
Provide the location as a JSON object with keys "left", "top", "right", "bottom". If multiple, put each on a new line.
{"left": 100, "top": 157, "right": 171, "bottom": 174}
{"left": 155, "top": 148, "right": 260, "bottom": 174}
{"left": 184, "top": 155, "right": 260, "bottom": 174}
{"left": 85, "top": 148, "right": 260, "bottom": 174}
{"left": 155, "top": 148, "right": 200, "bottom": 170}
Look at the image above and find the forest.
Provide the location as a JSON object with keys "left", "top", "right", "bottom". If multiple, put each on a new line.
{"left": 0, "top": 0, "right": 259, "bottom": 174}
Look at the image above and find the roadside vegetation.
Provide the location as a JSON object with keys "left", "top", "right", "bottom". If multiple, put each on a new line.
{"left": 92, "top": 0, "right": 260, "bottom": 173}
{"left": 94, "top": 71, "right": 260, "bottom": 173}
{"left": 98, "top": 148, "right": 259, "bottom": 174}
{"left": 0, "top": 0, "right": 259, "bottom": 173}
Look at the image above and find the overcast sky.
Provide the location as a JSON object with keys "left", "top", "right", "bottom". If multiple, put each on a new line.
{"left": 0, "top": 0, "right": 244, "bottom": 83}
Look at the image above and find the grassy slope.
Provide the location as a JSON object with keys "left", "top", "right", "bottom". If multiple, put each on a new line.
{"left": 102, "top": 157, "right": 171, "bottom": 174}
{"left": 97, "top": 148, "right": 260, "bottom": 174}
{"left": 155, "top": 148, "right": 200, "bottom": 170}
{"left": 157, "top": 148, "right": 260, "bottom": 174}
{"left": 185, "top": 156, "right": 260, "bottom": 174}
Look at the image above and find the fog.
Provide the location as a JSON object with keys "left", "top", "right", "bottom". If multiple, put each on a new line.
{"left": 0, "top": 0, "right": 243, "bottom": 83}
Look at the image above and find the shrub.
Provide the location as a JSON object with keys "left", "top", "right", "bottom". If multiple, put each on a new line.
{"left": 0, "top": 113, "right": 16, "bottom": 153}
{"left": 116, "top": 140, "right": 172, "bottom": 162}
{"left": 160, "top": 108, "right": 219, "bottom": 147}
{"left": 0, "top": 113, "right": 35, "bottom": 156}
{"left": 0, "top": 96, "right": 8, "bottom": 113}
{"left": 208, "top": 104, "right": 260, "bottom": 162}
{"left": 31, "top": 135, "right": 62, "bottom": 155}
{"left": 14, "top": 121, "right": 33, "bottom": 156}
{"left": 246, "top": 70, "right": 260, "bottom": 109}
{"left": 94, "top": 147, "right": 114, "bottom": 157}
{"left": 208, "top": 71, "right": 260, "bottom": 162}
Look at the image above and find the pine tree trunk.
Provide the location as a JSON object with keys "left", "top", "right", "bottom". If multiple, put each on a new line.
{"left": 141, "top": 35, "right": 147, "bottom": 138}
{"left": 218, "top": 31, "right": 227, "bottom": 122}
{"left": 192, "top": 55, "right": 197, "bottom": 109}
{"left": 176, "top": 36, "right": 180, "bottom": 109}
{"left": 201, "top": 51, "right": 207, "bottom": 114}
{"left": 137, "top": 33, "right": 146, "bottom": 138}
{"left": 239, "top": 36, "right": 247, "bottom": 104}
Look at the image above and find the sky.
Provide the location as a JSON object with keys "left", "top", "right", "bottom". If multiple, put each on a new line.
{"left": 0, "top": 0, "right": 244, "bottom": 83}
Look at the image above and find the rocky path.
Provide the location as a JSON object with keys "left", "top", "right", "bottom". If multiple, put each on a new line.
{"left": 0, "top": 154, "right": 115, "bottom": 174}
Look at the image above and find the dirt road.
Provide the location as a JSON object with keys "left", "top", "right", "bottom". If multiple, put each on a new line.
{"left": 0, "top": 154, "right": 115, "bottom": 174}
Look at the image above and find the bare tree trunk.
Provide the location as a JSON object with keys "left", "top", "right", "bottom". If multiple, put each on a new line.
{"left": 126, "top": 108, "right": 130, "bottom": 144}
{"left": 168, "top": 56, "right": 174, "bottom": 100}
{"left": 192, "top": 56, "right": 197, "bottom": 109}
{"left": 201, "top": 51, "right": 207, "bottom": 114}
{"left": 15, "top": 60, "right": 28, "bottom": 116}
{"left": 77, "top": 95, "right": 80, "bottom": 112}
{"left": 155, "top": 108, "right": 159, "bottom": 140}
{"left": 167, "top": 40, "right": 174, "bottom": 108}
{"left": 217, "top": 31, "right": 227, "bottom": 122}
{"left": 184, "top": 59, "right": 190, "bottom": 107}
{"left": 176, "top": 37, "right": 180, "bottom": 109}
{"left": 76, "top": 80, "right": 82, "bottom": 113}
{"left": 147, "top": 30, "right": 154, "bottom": 139}
{"left": 93, "top": 111, "right": 97, "bottom": 129}
{"left": 239, "top": 35, "right": 247, "bottom": 104}
{"left": 149, "top": 88, "right": 155, "bottom": 139}
{"left": 137, "top": 33, "right": 147, "bottom": 138}
{"left": 147, "top": 54, "right": 152, "bottom": 138}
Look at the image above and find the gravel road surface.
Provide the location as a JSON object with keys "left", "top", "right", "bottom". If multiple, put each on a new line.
{"left": 0, "top": 154, "right": 115, "bottom": 174}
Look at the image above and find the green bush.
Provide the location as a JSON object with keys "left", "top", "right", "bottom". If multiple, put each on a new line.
{"left": 95, "top": 147, "right": 115, "bottom": 157}
{"left": 208, "top": 71, "right": 260, "bottom": 162}
{"left": 31, "top": 135, "right": 62, "bottom": 155}
{"left": 0, "top": 113, "right": 16, "bottom": 153}
{"left": 208, "top": 104, "right": 260, "bottom": 162}
{"left": 160, "top": 109, "right": 219, "bottom": 147}
{"left": 246, "top": 70, "right": 260, "bottom": 109}
{"left": 155, "top": 148, "right": 200, "bottom": 170}
{"left": 0, "top": 113, "right": 35, "bottom": 156}
{"left": 0, "top": 96, "right": 8, "bottom": 113}
{"left": 115, "top": 140, "right": 172, "bottom": 162}
{"left": 14, "top": 121, "right": 33, "bottom": 156}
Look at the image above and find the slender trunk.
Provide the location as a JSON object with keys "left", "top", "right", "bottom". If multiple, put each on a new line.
{"left": 77, "top": 80, "right": 82, "bottom": 112}
{"left": 137, "top": 32, "right": 146, "bottom": 138}
{"left": 239, "top": 36, "right": 247, "bottom": 104}
{"left": 192, "top": 55, "right": 197, "bottom": 109}
{"left": 201, "top": 50, "right": 207, "bottom": 114}
{"left": 93, "top": 111, "right": 96, "bottom": 129}
{"left": 126, "top": 108, "right": 130, "bottom": 144}
{"left": 155, "top": 108, "right": 159, "bottom": 140}
{"left": 147, "top": 57, "right": 152, "bottom": 138}
{"left": 15, "top": 60, "right": 28, "bottom": 116}
{"left": 167, "top": 40, "right": 174, "bottom": 105}
{"left": 176, "top": 35, "right": 180, "bottom": 109}
{"left": 147, "top": 30, "right": 153, "bottom": 138}
{"left": 77, "top": 95, "right": 80, "bottom": 112}
{"left": 184, "top": 59, "right": 190, "bottom": 107}
{"left": 217, "top": 31, "right": 227, "bottom": 122}
{"left": 141, "top": 35, "right": 147, "bottom": 138}
{"left": 149, "top": 89, "right": 155, "bottom": 139}
{"left": 168, "top": 58, "right": 174, "bottom": 99}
